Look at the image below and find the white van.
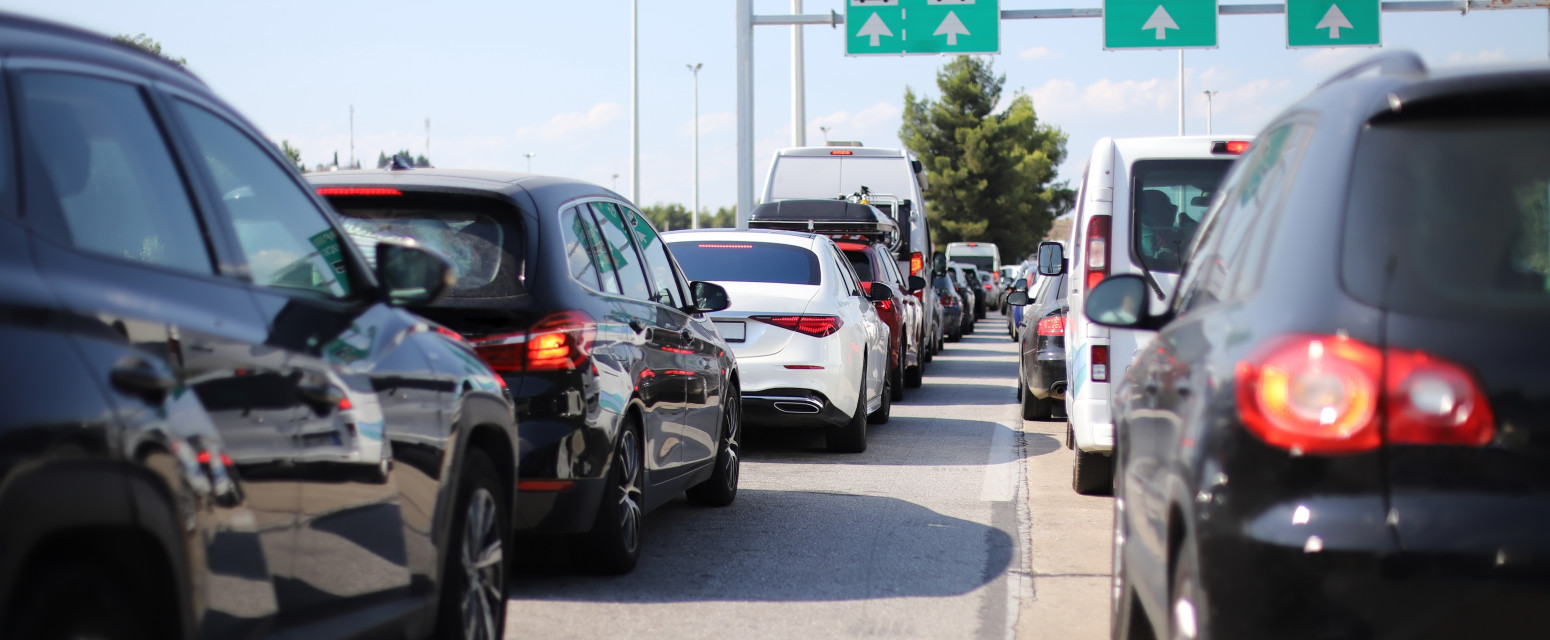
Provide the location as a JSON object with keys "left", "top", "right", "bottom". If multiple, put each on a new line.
{"left": 761, "top": 145, "right": 944, "bottom": 371}
{"left": 1038, "top": 135, "right": 1252, "bottom": 494}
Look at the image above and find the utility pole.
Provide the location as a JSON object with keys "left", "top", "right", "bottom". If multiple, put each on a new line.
{"left": 425, "top": 118, "right": 430, "bottom": 161}
{"left": 631, "top": 0, "right": 640, "bottom": 204}
{"left": 791, "top": 0, "right": 805, "bottom": 147}
{"left": 688, "top": 63, "right": 703, "bottom": 229}
{"left": 613, "top": 173, "right": 620, "bottom": 191}
{"left": 735, "top": 0, "right": 753, "bottom": 228}
{"left": 1202, "top": 90, "right": 1219, "bottom": 135}
{"left": 820, "top": 125, "right": 830, "bottom": 144}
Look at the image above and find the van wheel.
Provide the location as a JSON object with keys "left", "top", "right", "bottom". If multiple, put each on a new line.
{"left": 1073, "top": 448, "right": 1113, "bottom": 496}
{"left": 828, "top": 378, "right": 869, "bottom": 453}
{"left": 571, "top": 419, "right": 644, "bottom": 574}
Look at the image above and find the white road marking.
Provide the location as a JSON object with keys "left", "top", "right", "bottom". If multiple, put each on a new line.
{"left": 980, "top": 418, "right": 1019, "bottom": 502}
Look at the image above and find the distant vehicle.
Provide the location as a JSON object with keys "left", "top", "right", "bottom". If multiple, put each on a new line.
{"left": 945, "top": 241, "right": 1002, "bottom": 283}
{"left": 1009, "top": 272, "right": 1068, "bottom": 422}
{"left": 760, "top": 144, "right": 944, "bottom": 362}
{"left": 666, "top": 229, "right": 892, "bottom": 453}
{"left": 1092, "top": 52, "right": 1550, "bottom": 640}
{"left": 946, "top": 262, "right": 979, "bottom": 335}
{"left": 1054, "top": 133, "right": 1253, "bottom": 495}
{"left": 313, "top": 168, "right": 743, "bottom": 576}
{"left": 0, "top": 13, "right": 518, "bottom": 638}
{"left": 935, "top": 272, "right": 966, "bottom": 343}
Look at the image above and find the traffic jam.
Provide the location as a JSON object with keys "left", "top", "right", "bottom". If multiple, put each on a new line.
{"left": 2, "top": 2, "right": 1549, "bottom": 639}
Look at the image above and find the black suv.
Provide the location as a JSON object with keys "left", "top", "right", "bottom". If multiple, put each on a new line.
{"left": 1076, "top": 52, "right": 1550, "bottom": 639}
{"left": 311, "top": 169, "right": 741, "bottom": 575}
{"left": 0, "top": 14, "right": 518, "bottom": 639}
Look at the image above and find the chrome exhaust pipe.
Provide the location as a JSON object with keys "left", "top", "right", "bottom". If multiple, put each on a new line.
{"left": 1051, "top": 381, "right": 1067, "bottom": 395}
{"left": 772, "top": 400, "right": 821, "bottom": 414}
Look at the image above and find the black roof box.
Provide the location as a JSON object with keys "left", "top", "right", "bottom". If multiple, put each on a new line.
{"left": 748, "top": 199, "right": 900, "bottom": 248}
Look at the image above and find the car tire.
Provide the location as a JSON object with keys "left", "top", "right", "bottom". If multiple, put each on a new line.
{"left": 889, "top": 349, "right": 905, "bottom": 402}
{"left": 1073, "top": 447, "right": 1113, "bottom": 495}
{"left": 1066, "top": 422, "right": 1075, "bottom": 450}
{"left": 686, "top": 384, "right": 740, "bottom": 507}
{"left": 829, "top": 377, "right": 869, "bottom": 453}
{"left": 2, "top": 558, "right": 153, "bottom": 640}
{"left": 905, "top": 363, "right": 923, "bottom": 389}
{"left": 1170, "top": 540, "right": 1211, "bottom": 640}
{"left": 438, "top": 449, "right": 509, "bottom": 639}
{"left": 1021, "top": 384, "right": 1046, "bottom": 421}
{"left": 1111, "top": 484, "right": 1156, "bottom": 640}
{"left": 870, "top": 373, "right": 892, "bottom": 424}
{"left": 572, "top": 419, "right": 645, "bottom": 574}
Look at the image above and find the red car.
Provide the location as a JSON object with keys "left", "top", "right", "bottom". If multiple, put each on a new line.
{"left": 839, "top": 240, "right": 927, "bottom": 401}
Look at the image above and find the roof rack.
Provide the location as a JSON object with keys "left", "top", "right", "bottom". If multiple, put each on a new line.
{"left": 748, "top": 199, "right": 900, "bottom": 249}
{"left": 1319, "top": 50, "right": 1427, "bottom": 88}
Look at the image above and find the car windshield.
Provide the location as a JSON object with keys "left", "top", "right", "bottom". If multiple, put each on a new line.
{"left": 328, "top": 193, "right": 522, "bottom": 298}
{"left": 1131, "top": 159, "right": 1234, "bottom": 273}
{"left": 1343, "top": 115, "right": 1550, "bottom": 318}
{"left": 668, "top": 240, "right": 821, "bottom": 285}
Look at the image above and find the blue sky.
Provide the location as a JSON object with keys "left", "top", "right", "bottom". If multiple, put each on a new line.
{"left": 9, "top": 0, "right": 1544, "bottom": 213}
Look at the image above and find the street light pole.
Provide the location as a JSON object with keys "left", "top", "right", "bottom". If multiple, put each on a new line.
{"left": 524, "top": 152, "right": 535, "bottom": 173}
{"left": 819, "top": 125, "right": 830, "bottom": 144}
{"left": 688, "top": 63, "right": 703, "bottom": 229}
{"left": 631, "top": 0, "right": 640, "bottom": 204}
{"left": 791, "top": 0, "right": 805, "bottom": 147}
{"left": 1202, "top": 90, "right": 1219, "bottom": 135}
{"left": 1177, "top": 50, "right": 1185, "bottom": 136}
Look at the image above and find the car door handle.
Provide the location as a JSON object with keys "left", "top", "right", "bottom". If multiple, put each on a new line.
{"left": 629, "top": 319, "right": 647, "bottom": 334}
{"left": 110, "top": 356, "right": 175, "bottom": 400}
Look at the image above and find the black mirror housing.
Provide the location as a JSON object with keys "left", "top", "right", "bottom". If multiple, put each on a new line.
{"left": 376, "top": 241, "right": 454, "bottom": 307}
{"left": 689, "top": 281, "right": 731, "bottom": 314}
{"left": 1007, "top": 290, "right": 1030, "bottom": 306}
{"left": 1085, "top": 275, "right": 1172, "bottom": 331}
{"left": 907, "top": 275, "right": 927, "bottom": 294}
{"left": 867, "top": 281, "right": 895, "bottom": 303}
{"left": 1038, "top": 242, "right": 1066, "bottom": 277}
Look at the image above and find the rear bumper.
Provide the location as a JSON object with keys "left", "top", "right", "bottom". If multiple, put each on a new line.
{"left": 1070, "top": 396, "right": 1112, "bottom": 452}
{"left": 1027, "top": 356, "right": 1067, "bottom": 402}
{"left": 742, "top": 388, "right": 849, "bottom": 429}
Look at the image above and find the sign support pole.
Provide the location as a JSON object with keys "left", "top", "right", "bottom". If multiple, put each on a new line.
{"left": 736, "top": 0, "right": 754, "bottom": 229}
{"left": 792, "top": 0, "right": 806, "bottom": 147}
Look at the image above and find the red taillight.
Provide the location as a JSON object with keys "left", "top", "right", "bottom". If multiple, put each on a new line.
{"left": 983, "top": 283, "right": 992, "bottom": 291}
{"left": 314, "top": 187, "right": 402, "bottom": 196}
{"left": 697, "top": 243, "right": 753, "bottom": 249}
{"left": 472, "top": 310, "right": 597, "bottom": 372}
{"left": 1234, "top": 335, "right": 1493, "bottom": 454}
{"left": 1036, "top": 315, "right": 1066, "bottom": 336}
{"left": 1091, "top": 345, "right": 1109, "bottom": 382}
{"left": 784, "top": 365, "right": 825, "bottom": 370}
{"left": 1211, "top": 140, "right": 1252, "bottom": 155}
{"left": 219, "top": 453, "right": 233, "bottom": 467}
{"left": 940, "top": 295, "right": 957, "bottom": 306}
{"left": 910, "top": 252, "right": 924, "bottom": 276}
{"left": 338, "top": 396, "right": 353, "bottom": 411}
{"left": 196, "top": 451, "right": 212, "bottom": 465}
{"left": 752, "top": 315, "right": 843, "bottom": 338}
{"left": 830, "top": 150, "right": 853, "bottom": 155}
{"left": 1085, "top": 215, "right": 1110, "bottom": 292}
{"left": 518, "top": 480, "right": 575, "bottom": 491}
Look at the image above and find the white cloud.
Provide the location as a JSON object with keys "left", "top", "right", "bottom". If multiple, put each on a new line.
{"left": 1026, "top": 77, "right": 1170, "bottom": 121}
{"left": 517, "top": 101, "right": 624, "bottom": 141}
{"left": 1298, "top": 48, "right": 1368, "bottom": 74}
{"left": 1019, "top": 46, "right": 1060, "bottom": 61}
{"left": 682, "top": 110, "right": 734, "bottom": 136}
{"left": 1442, "top": 47, "right": 1510, "bottom": 67}
{"left": 809, "top": 102, "right": 902, "bottom": 145}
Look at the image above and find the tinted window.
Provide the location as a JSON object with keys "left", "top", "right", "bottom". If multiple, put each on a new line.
{"left": 330, "top": 193, "right": 522, "bottom": 298}
{"left": 843, "top": 249, "right": 875, "bottom": 282}
{"left": 669, "top": 241, "right": 821, "bottom": 285}
{"left": 589, "top": 202, "right": 652, "bottom": 301}
{"left": 558, "top": 205, "right": 619, "bottom": 294}
{"left": 1343, "top": 116, "right": 1550, "bottom": 317}
{"left": 768, "top": 156, "right": 914, "bottom": 201}
{"left": 1132, "top": 159, "right": 1234, "bottom": 273}
{"left": 627, "top": 209, "right": 683, "bottom": 308}
{"left": 177, "top": 101, "right": 351, "bottom": 298}
{"left": 19, "top": 73, "right": 211, "bottom": 274}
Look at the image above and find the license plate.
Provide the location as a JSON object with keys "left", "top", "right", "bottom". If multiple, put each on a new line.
{"left": 713, "top": 320, "right": 746, "bottom": 342}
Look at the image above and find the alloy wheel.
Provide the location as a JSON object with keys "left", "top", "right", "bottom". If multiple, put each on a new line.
{"left": 616, "top": 429, "right": 644, "bottom": 555}
{"left": 460, "top": 487, "right": 505, "bottom": 640}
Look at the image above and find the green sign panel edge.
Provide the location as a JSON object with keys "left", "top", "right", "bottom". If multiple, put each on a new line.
{"left": 1102, "top": 0, "right": 1219, "bottom": 50}
{"left": 1285, "top": 0, "right": 1382, "bottom": 48}
{"left": 845, "top": 0, "right": 1001, "bottom": 57}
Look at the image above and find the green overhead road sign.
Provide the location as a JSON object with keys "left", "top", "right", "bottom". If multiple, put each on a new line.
{"left": 1287, "top": 0, "right": 1380, "bottom": 47}
{"left": 1104, "top": 0, "right": 1217, "bottom": 49}
{"left": 846, "top": 0, "right": 1000, "bottom": 56}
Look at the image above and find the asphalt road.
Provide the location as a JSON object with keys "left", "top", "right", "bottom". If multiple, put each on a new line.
{"left": 504, "top": 316, "right": 1113, "bottom": 640}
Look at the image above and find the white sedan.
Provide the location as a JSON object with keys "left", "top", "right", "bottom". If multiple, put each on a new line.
{"left": 665, "top": 229, "right": 892, "bottom": 452}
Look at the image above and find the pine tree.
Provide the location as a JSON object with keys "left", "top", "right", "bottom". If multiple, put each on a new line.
{"left": 900, "top": 56, "right": 1073, "bottom": 259}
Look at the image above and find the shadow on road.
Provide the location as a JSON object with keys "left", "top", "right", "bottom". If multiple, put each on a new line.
{"left": 739, "top": 417, "right": 1061, "bottom": 466}
{"left": 508, "top": 488, "right": 1014, "bottom": 602}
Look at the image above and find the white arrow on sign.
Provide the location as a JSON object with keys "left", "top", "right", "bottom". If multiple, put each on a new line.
{"left": 1315, "top": 4, "right": 1354, "bottom": 38}
{"left": 857, "top": 12, "right": 894, "bottom": 46}
{"left": 1141, "top": 5, "right": 1180, "bottom": 40}
{"left": 934, "top": 10, "right": 970, "bottom": 45}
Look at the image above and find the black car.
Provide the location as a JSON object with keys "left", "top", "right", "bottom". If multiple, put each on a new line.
{"left": 1074, "top": 52, "right": 1550, "bottom": 638}
{"left": 0, "top": 13, "right": 518, "bottom": 639}
{"left": 1010, "top": 273, "right": 1068, "bottom": 423}
{"left": 935, "top": 274, "right": 966, "bottom": 343}
{"left": 311, "top": 169, "right": 741, "bottom": 575}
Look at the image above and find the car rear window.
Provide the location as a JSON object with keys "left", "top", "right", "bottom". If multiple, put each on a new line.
{"left": 842, "top": 249, "right": 874, "bottom": 281}
{"left": 768, "top": 156, "right": 913, "bottom": 201}
{"left": 1131, "top": 159, "right": 1234, "bottom": 273}
{"left": 1342, "top": 114, "right": 1550, "bottom": 318}
{"left": 326, "top": 192, "right": 524, "bottom": 299}
{"left": 668, "top": 240, "right": 821, "bottom": 285}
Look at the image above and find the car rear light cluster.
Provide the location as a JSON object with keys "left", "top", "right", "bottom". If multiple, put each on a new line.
{"left": 1085, "top": 215, "right": 1110, "bottom": 292}
{"left": 472, "top": 310, "right": 597, "bottom": 372}
{"left": 910, "top": 252, "right": 924, "bottom": 276}
{"left": 751, "top": 315, "right": 843, "bottom": 338}
{"left": 1036, "top": 315, "right": 1066, "bottom": 336}
{"left": 1091, "top": 345, "right": 1109, "bottom": 382}
{"left": 1235, "top": 335, "right": 1494, "bottom": 454}
{"left": 940, "top": 294, "right": 958, "bottom": 307}
{"left": 1211, "top": 140, "right": 1252, "bottom": 155}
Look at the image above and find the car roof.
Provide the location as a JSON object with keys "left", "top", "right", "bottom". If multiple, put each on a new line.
{"left": 1107, "top": 135, "right": 1255, "bottom": 161}
{"left": 306, "top": 168, "right": 609, "bottom": 196}
{"left": 662, "top": 228, "right": 822, "bottom": 248}
{"left": 771, "top": 146, "right": 911, "bottom": 159}
{"left": 0, "top": 11, "right": 215, "bottom": 99}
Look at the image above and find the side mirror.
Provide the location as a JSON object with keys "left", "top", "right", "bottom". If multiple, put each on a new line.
{"left": 1007, "top": 290, "right": 1030, "bottom": 306}
{"left": 932, "top": 251, "right": 947, "bottom": 275}
{"left": 867, "top": 281, "right": 895, "bottom": 303}
{"left": 1038, "top": 242, "right": 1066, "bottom": 277}
{"left": 688, "top": 281, "right": 731, "bottom": 313}
{"left": 907, "top": 275, "right": 927, "bottom": 294}
{"left": 376, "top": 241, "right": 454, "bottom": 307}
{"left": 1084, "top": 275, "right": 1172, "bottom": 330}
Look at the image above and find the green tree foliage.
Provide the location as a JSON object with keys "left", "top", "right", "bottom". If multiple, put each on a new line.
{"left": 111, "top": 33, "right": 186, "bottom": 68}
{"left": 377, "top": 149, "right": 431, "bottom": 169}
{"left": 279, "top": 140, "right": 304, "bottom": 173}
{"left": 900, "top": 56, "right": 1073, "bottom": 258}
{"left": 640, "top": 203, "right": 738, "bottom": 232}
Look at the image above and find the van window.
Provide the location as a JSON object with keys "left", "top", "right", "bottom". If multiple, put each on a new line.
{"left": 769, "top": 156, "right": 913, "bottom": 202}
{"left": 1131, "top": 159, "right": 1234, "bottom": 273}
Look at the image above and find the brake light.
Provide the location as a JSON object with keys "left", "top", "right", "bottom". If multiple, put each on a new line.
{"left": 472, "top": 310, "right": 597, "bottom": 372}
{"left": 752, "top": 315, "right": 843, "bottom": 338}
{"left": 1092, "top": 345, "right": 1109, "bottom": 382}
{"left": 338, "top": 396, "right": 353, "bottom": 411}
{"left": 197, "top": 451, "right": 212, "bottom": 465}
{"left": 1234, "top": 335, "right": 1493, "bottom": 454}
{"left": 1212, "top": 140, "right": 1252, "bottom": 155}
{"left": 314, "top": 187, "right": 402, "bottom": 196}
{"left": 697, "top": 243, "right": 753, "bottom": 249}
{"left": 910, "top": 252, "right": 924, "bottom": 276}
{"left": 983, "top": 283, "right": 992, "bottom": 291}
{"left": 940, "top": 295, "right": 957, "bottom": 306}
{"left": 518, "top": 480, "right": 575, "bottom": 491}
{"left": 1085, "top": 216, "right": 1110, "bottom": 292}
{"left": 1036, "top": 315, "right": 1066, "bottom": 336}
{"left": 830, "top": 150, "right": 853, "bottom": 155}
